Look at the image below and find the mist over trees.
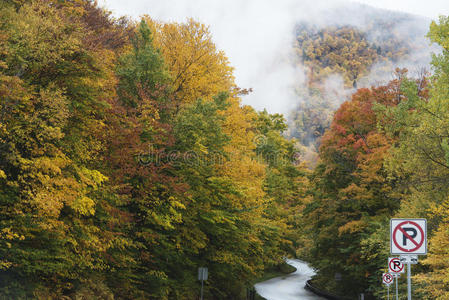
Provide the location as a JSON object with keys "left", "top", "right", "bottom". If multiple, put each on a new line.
{"left": 0, "top": 1, "right": 448, "bottom": 299}
{"left": 288, "top": 8, "right": 437, "bottom": 163}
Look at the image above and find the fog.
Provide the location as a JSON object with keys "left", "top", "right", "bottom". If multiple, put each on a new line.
{"left": 99, "top": 0, "right": 439, "bottom": 115}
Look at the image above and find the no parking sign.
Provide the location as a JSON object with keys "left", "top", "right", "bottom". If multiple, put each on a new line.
{"left": 388, "top": 257, "right": 404, "bottom": 274}
{"left": 390, "top": 219, "right": 427, "bottom": 255}
{"left": 382, "top": 273, "right": 393, "bottom": 285}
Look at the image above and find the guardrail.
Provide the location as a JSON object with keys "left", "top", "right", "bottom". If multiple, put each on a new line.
{"left": 305, "top": 280, "right": 353, "bottom": 300}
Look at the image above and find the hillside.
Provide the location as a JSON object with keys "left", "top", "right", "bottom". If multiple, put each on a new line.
{"left": 287, "top": 5, "right": 435, "bottom": 162}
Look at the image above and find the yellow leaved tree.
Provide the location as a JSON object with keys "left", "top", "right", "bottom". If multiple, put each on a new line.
{"left": 145, "top": 17, "right": 235, "bottom": 106}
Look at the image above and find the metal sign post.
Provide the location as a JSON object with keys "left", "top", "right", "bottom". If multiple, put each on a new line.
{"left": 407, "top": 262, "right": 411, "bottom": 300}
{"left": 201, "top": 279, "right": 204, "bottom": 300}
{"left": 400, "top": 255, "right": 418, "bottom": 300}
{"left": 395, "top": 274, "right": 399, "bottom": 300}
{"left": 198, "top": 267, "right": 208, "bottom": 300}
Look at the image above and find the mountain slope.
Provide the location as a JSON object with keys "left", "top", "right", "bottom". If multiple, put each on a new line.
{"left": 287, "top": 4, "right": 436, "bottom": 162}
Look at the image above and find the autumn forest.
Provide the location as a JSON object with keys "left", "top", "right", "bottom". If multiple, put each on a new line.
{"left": 1, "top": 0, "right": 449, "bottom": 299}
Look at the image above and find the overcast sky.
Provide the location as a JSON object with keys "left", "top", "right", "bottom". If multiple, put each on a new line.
{"left": 98, "top": 0, "right": 447, "bottom": 113}
{"left": 355, "top": 0, "right": 449, "bottom": 20}
{"left": 99, "top": 0, "right": 449, "bottom": 24}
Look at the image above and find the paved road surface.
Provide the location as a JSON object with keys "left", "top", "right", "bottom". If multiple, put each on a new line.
{"left": 254, "top": 259, "right": 324, "bottom": 300}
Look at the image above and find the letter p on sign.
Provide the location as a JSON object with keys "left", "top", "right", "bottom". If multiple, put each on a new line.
{"left": 390, "top": 219, "right": 427, "bottom": 255}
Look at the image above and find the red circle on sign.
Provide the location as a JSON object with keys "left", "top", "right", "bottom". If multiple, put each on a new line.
{"left": 392, "top": 221, "right": 424, "bottom": 253}
{"left": 383, "top": 273, "right": 393, "bottom": 284}
{"left": 389, "top": 258, "right": 403, "bottom": 273}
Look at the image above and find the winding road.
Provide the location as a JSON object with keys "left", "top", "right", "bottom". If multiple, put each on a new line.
{"left": 254, "top": 259, "right": 325, "bottom": 300}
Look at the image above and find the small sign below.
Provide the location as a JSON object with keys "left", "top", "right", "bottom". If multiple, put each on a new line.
{"left": 388, "top": 257, "right": 405, "bottom": 274}
{"left": 382, "top": 273, "right": 393, "bottom": 285}
{"left": 400, "top": 255, "right": 418, "bottom": 264}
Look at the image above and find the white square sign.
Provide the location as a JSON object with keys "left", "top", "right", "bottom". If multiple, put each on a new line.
{"left": 382, "top": 273, "right": 393, "bottom": 286}
{"left": 388, "top": 257, "right": 405, "bottom": 274}
{"left": 390, "top": 219, "right": 427, "bottom": 255}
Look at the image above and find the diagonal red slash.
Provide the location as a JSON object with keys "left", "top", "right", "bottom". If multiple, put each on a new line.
{"left": 398, "top": 225, "right": 420, "bottom": 247}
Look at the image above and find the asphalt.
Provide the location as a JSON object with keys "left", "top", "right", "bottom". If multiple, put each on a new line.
{"left": 254, "top": 259, "right": 325, "bottom": 300}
